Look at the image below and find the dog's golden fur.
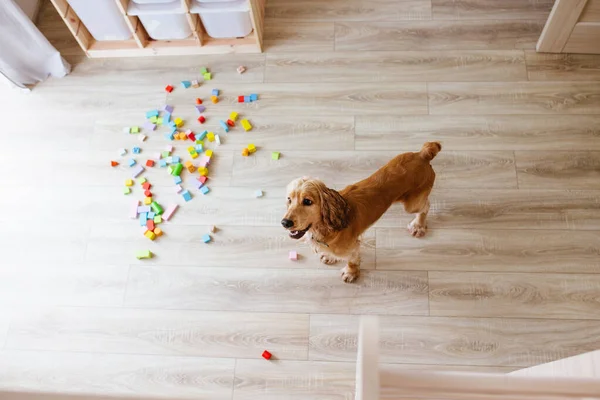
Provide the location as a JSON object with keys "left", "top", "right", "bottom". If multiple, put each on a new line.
{"left": 282, "top": 142, "right": 441, "bottom": 283}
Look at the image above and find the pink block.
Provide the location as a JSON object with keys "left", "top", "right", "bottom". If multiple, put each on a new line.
{"left": 130, "top": 200, "right": 140, "bottom": 219}
{"left": 199, "top": 155, "right": 211, "bottom": 165}
{"left": 289, "top": 251, "right": 298, "bottom": 261}
{"left": 165, "top": 145, "right": 173, "bottom": 152}
{"left": 174, "top": 184, "right": 183, "bottom": 193}
{"left": 162, "top": 204, "right": 178, "bottom": 221}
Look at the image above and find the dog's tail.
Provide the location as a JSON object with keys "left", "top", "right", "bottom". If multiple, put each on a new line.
{"left": 419, "top": 142, "right": 442, "bottom": 161}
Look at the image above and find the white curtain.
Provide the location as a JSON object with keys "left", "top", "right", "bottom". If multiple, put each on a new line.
{"left": 0, "top": 0, "right": 70, "bottom": 88}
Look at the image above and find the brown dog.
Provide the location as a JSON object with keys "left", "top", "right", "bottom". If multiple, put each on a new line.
{"left": 281, "top": 142, "right": 441, "bottom": 283}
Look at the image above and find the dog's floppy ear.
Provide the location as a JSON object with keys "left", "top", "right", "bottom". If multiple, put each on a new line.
{"left": 317, "top": 182, "right": 350, "bottom": 231}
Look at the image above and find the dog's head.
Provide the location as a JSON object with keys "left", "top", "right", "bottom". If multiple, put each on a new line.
{"left": 281, "top": 177, "right": 350, "bottom": 239}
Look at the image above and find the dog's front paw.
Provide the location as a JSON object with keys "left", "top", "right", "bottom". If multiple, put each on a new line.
{"left": 320, "top": 253, "right": 339, "bottom": 265}
{"left": 407, "top": 220, "right": 427, "bottom": 238}
{"left": 341, "top": 265, "right": 359, "bottom": 283}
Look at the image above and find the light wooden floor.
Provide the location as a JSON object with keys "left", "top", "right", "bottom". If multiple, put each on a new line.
{"left": 1, "top": 0, "right": 600, "bottom": 398}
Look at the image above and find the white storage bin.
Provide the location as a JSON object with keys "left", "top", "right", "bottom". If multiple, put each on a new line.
{"left": 67, "top": 0, "right": 132, "bottom": 41}
{"left": 191, "top": 0, "right": 253, "bottom": 39}
{"left": 128, "top": 1, "right": 192, "bottom": 40}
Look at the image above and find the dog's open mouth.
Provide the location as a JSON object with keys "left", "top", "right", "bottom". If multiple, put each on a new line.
{"left": 289, "top": 224, "right": 311, "bottom": 239}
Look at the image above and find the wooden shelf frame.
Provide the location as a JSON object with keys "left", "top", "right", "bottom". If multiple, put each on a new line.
{"left": 49, "top": 0, "right": 264, "bottom": 57}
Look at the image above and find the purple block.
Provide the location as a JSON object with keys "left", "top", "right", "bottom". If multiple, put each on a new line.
{"left": 192, "top": 179, "right": 203, "bottom": 189}
{"left": 195, "top": 105, "right": 206, "bottom": 114}
{"left": 132, "top": 165, "right": 145, "bottom": 178}
{"left": 143, "top": 122, "right": 157, "bottom": 131}
{"left": 163, "top": 105, "right": 174, "bottom": 113}
{"left": 137, "top": 205, "right": 151, "bottom": 213}
{"left": 199, "top": 155, "right": 211, "bottom": 166}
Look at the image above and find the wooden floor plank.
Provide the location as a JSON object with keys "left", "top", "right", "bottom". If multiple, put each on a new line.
{"left": 376, "top": 189, "right": 600, "bottom": 231}
{"left": 231, "top": 150, "right": 517, "bottom": 189}
{"left": 266, "top": 0, "right": 431, "bottom": 21}
{"left": 516, "top": 151, "right": 600, "bottom": 189}
{"left": 264, "top": 22, "right": 334, "bottom": 52}
{"left": 6, "top": 307, "right": 309, "bottom": 360}
{"left": 526, "top": 51, "right": 600, "bottom": 81}
{"left": 265, "top": 51, "right": 527, "bottom": 83}
{"left": 125, "top": 266, "right": 429, "bottom": 315}
{"left": 429, "top": 82, "right": 600, "bottom": 115}
{"left": 335, "top": 20, "right": 543, "bottom": 51}
{"left": 355, "top": 115, "right": 600, "bottom": 151}
{"left": 376, "top": 228, "right": 600, "bottom": 273}
{"left": 309, "top": 314, "right": 600, "bottom": 366}
{"left": 0, "top": 350, "right": 234, "bottom": 399}
{"left": 429, "top": 272, "right": 600, "bottom": 319}
{"left": 432, "top": 0, "right": 553, "bottom": 20}
{"left": 86, "top": 223, "right": 376, "bottom": 270}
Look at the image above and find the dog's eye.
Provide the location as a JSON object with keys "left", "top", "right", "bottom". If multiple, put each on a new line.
{"left": 287, "top": 197, "right": 291, "bottom": 204}
{"left": 302, "top": 199, "right": 313, "bottom": 206}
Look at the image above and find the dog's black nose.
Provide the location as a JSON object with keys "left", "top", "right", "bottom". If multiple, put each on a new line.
{"left": 281, "top": 219, "right": 294, "bottom": 228}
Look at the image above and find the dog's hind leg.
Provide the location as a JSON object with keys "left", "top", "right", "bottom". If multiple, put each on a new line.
{"left": 404, "top": 190, "right": 431, "bottom": 238}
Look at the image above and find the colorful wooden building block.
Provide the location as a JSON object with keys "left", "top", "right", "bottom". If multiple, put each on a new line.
{"left": 198, "top": 167, "right": 208, "bottom": 176}
{"left": 250, "top": 94, "right": 258, "bottom": 101}
{"left": 154, "top": 227, "right": 163, "bottom": 237}
{"left": 272, "top": 152, "right": 280, "bottom": 160}
{"left": 146, "top": 110, "right": 159, "bottom": 118}
{"left": 163, "top": 104, "right": 174, "bottom": 113}
{"left": 203, "top": 72, "right": 211, "bottom": 80}
{"left": 242, "top": 148, "right": 249, "bottom": 157}
{"left": 212, "top": 89, "right": 219, "bottom": 96}
{"left": 174, "top": 184, "right": 183, "bottom": 193}
{"left": 202, "top": 234, "right": 211, "bottom": 243}
{"left": 262, "top": 350, "right": 272, "bottom": 360}
{"left": 226, "top": 119, "right": 235, "bottom": 127}
{"left": 111, "top": 161, "right": 119, "bottom": 167}
{"left": 205, "top": 149, "right": 213, "bottom": 157}
{"left": 238, "top": 96, "right": 244, "bottom": 103}
{"left": 136, "top": 250, "right": 152, "bottom": 259}
{"left": 165, "top": 85, "right": 174, "bottom": 93}
{"left": 207, "top": 132, "right": 215, "bottom": 142}
{"left": 191, "top": 80, "right": 199, "bottom": 88}
{"left": 181, "top": 80, "right": 191, "bottom": 88}
{"left": 128, "top": 159, "right": 136, "bottom": 167}
{"left": 146, "top": 160, "right": 155, "bottom": 167}
{"left": 123, "top": 187, "right": 131, "bottom": 194}
{"left": 229, "top": 111, "right": 238, "bottom": 121}
{"left": 144, "top": 230, "right": 156, "bottom": 240}
{"left": 255, "top": 190, "right": 263, "bottom": 198}
{"left": 150, "top": 201, "right": 164, "bottom": 215}
{"left": 200, "top": 186, "right": 210, "bottom": 195}
{"left": 289, "top": 251, "right": 298, "bottom": 261}
{"left": 174, "top": 117, "right": 183, "bottom": 128}
{"left": 125, "top": 179, "right": 134, "bottom": 187}
{"left": 198, "top": 115, "right": 206, "bottom": 123}
{"left": 196, "top": 98, "right": 203, "bottom": 104}
{"left": 247, "top": 143, "right": 256, "bottom": 153}
{"left": 174, "top": 176, "right": 182, "bottom": 184}
{"left": 195, "top": 105, "right": 206, "bottom": 114}
{"left": 144, "top": 197, "right": 152, "bottom": 205}
{"left": 132, "top": 165, "right": 145, "bottom": 178}
{"left": 241, "top": 119, "right": 252, "bottom": 131}
{"left": 181, "top": 190, "right": 192, "bottom": 202}
{"left": 162, "top": 204, "right": 178, "bottom": 221}
{"left": 219, "top": 120, "right": 229, "bottom": 132}
{"left": 211, "top": 95, "right": 218, "bottom": 104}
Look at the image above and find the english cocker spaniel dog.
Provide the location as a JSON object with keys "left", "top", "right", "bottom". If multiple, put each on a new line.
{"left": 281, "top": 142, "right": 441, "bottom": 283}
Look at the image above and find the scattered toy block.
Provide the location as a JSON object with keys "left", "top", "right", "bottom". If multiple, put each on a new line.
{"left": 202, "top": 234, "right": 211, "bottom": 243}
{"left": 191, "top": 152, "right": 199, "bottom": 159}
{"left": 163, "top": 204, "right": 178, "bottom": 221}
{"left": 195, "top": 105, "right": 206, "bottom": 114}
{"left": 229, "top": 111, "right": 238, "bottom": 121}
{"left": 196, "top": 98, "right": 203, "bottom": 105}
{"left": 139, "top": 134, "right": 148, "bottom": 142}
{"left": 144, "top": 190, "right": 152, "bottom": 197}
{"left": 130, "top": 200, "right": 140, "bottom": 219}
{"left": 139, "top": 178, "right": 148, "bottom": 185}
{"left": 174, "top": 176, "right": 182, "bottom": 185}
{"left": 163, "top": 112, "right": 171, "bottom": 123}
{"left": 154, "top": 215, "right": 162, "bottom": 224}
{"left": 198, "top": 115, "right": 206, "bottom": 123}
{"left": 237, "top": 65, "right": 246, "bottom": 74}
{"left": 126, "top": 179, "right": 134, "bottom": 187}
{"left": 144, "top": 197, "right": 152, "bottom": 205}
{"left": 172, "top": 163, "right": 183, "bottom": 176}
{"left": 250, "top": 94, "right": 258, "bottom": 101}
{"left": 192, "top": 179, "right": 203, "bottom": 190}
{"left": 132, "top": 147, "right": 141, "bottom": 154}
{"left": 146, "top": 219, "right": 155, "bottom": 231}
{"left": 142, "top": 182, "right": 151, "bottom": 190}
{"left": 182, "top": 190, "right": 192, "bottom": 202}
{"left": 200, "top": 67, "right": 208, "bottom": 74}
{"left": 146, "top": 110, "right": 159, "bottom": 118}
{"left": 159, "top": 159, "right": 167, "bottom": 167}
{"left": 211, "top": 95, "right": 218, "bottom": 104}
{"left": 188, "top": 132, "right": 196, "bottom": 141}
{"left": 271, "top": 152, "right": 280, "bottom": 160}
{"left": 138, "top": 205, "right": 150, "bottom": 213}
{"left": 143, "top": 122, "right": 156, "bottom": 131}
{"left": 147, "top": 211, "right": 155, "bottom": 219}
{"left": 165, "top": 85, "right": 174, "bottom": 93}
{"left": 150, "top": 201, "right": 164, "bottom": 215}
{"left": 139, "top": 212, "right": 147, "bottom": 226}
{"left": 156, "top": 117, "right": 163, "bottom": 125}
{"left": 199, "top": 156, "right": 210, "bottom": 167}
{"left": 215, "top": 134, "right": 221, "bottom": 146}
{"left": 242, "top": 148, "right": 249, "bottom": 157}
{"left": 123, "top": 187, "right": 131, "bottom": 194}
{"left": 198, "top": 167, "right": 208, "bottom": 176}
{"left": 144, "top": 230, "right": 156, "bottom": 240}
{"left": 219, "top": 120, "right": 230, "bottom": 132}
{"left": 123, "top": 127, "right": 130, "bottom": 134}
{"left": 198, "top": 130, "right": 208, "bottom": 140}
{"left": 205, "top": 149, "right": 213, "bottom": 157}
{"left": 181, "top": 80, "right": 191, "bottom": 88}
{"left": 174, "top": 117, "right": 183, "bottom": 128}
{"left": 149, "top": 116, "right": 158, "bottom": 123}
{"left": 200, "top": 186, "right": 210, "bottom": 195}
{"left": 172, "top": 156, "right": 180, "bottom": 163}
{"left": 184, "top": 161, "right": 196, "bottom": 173}
{"left": 203, "top": 72, "right": 211, "bottom": 80}
{"left": 163, "top": 104, "right": 174, "bottom": 113}
{"left": 241, "top": 119, "right": 252, "bottom": 131}
{"left": 154, "top": 227, "right": 163, "bottom": 237}
{"left": 212, "top": 89, "right": 219, "bottom": 96}
{"left": 247, "top": 143, "right": 256, "bottom": 153}
{"left": 174, "top": 184, "right": 183, "bottom": 193}
{"left": 198, "top": 175, "right": 208, "bottom": 184}
{"left": 262, "top": 350, "right": 272, "bottom": 360}
{"left": 119, "top": 148, "right": 127, "bottom": 156}
{"left": 210, "top": 225, "right": 216, "bottom": 233}
{"left": 111, "top": 161, "right": 119, "bottom": 167}
{"left": 238, "top": 96, "right": 244, "bottom": 103}
{"left": 136, "top": 250, "right": 152, "bottom": 259}
{"left": 129, "top": 159, "right": 136, "bottom": 167}
{"left": 289, "top": 251, "right": 298, "bottom": 261}
{"left": 146, "top": 160, "right": 155, "bottom": 167}
{"left": 195, "top": 144, "right": 203, "bottom": 152}
{"left": 132, "top": 165, "right": 145, "bottom": 178}
{"left": 244, "top": 96, "right": 250, "bottom": 103}
{"left": 207, "top": 132, "right": 215, "bottom": 142}
{"left": 191, "top": 80, "right": 199, "bottom": 88}
{"left": 255, "top": 189, "right": 263, "bottom": 198}
{"left": 227, "top": 119, "right": 235, "bottom": 127}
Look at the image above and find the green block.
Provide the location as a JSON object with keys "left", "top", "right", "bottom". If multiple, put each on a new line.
{"left": 123, "top": 187, "right": 131, "bottom": 195}
{"left": 162, "top": 151, "right": 170, "bottom": 158}
{"left": 272, "top": 152, "right": 280, "bottom": 160}
{"left": 203, "top": 72, "right": 211, "bottom": 80}
{"left": 130, "top": 126, "right": 139, "bottom": 133}
{"left": 150, "top": 201, "right": 164, "bottom": 215}
{"left": 167, "top": 165, "right": 175, "bottom": 175}
{"left": 138, "top": 177, "right": 147, "bottom": 184}
{"left": 154, "top": 215, "right": 162, "bottom": 224}
{"left": 136, "top": 250, "right": 152, "bottom": 259}
{"left": 149, "top": 116, "right": 158, "bottom": 123}
{"left": 200, "top": 67, "right": 208, "bottom": 74}
{"left": 156, "top": 117, "right": 163, "bottom": 125}
{"left": 172, "top": 163, "right": 183, "bottom": 176}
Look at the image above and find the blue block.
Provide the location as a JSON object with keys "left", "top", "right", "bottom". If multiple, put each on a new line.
{"left": 181, "top": 190, "right": 192, "bottom": 202}
{"left": 159, "top": 159, "right": 167, "bottom": 167}
{"left": 139, "top": 212, "right": 147, "bottom": 226}
{"left": 211, "top": 89, "right": 219, "bottom": 96}
{"left": 198, "top": 130, "right": 208, "bottom": 140}
{"left": 169, "top": 121, "right": 177, "bottom": 128}
{"left": 174, "top": 176, "right": 182, "bottom": 185}
{"left": 163, "top": 112, "right": 171, "bottom": 123}
{"left": 170, "top": 128, "right": 177, "bottom": 136}
{"left": 201, "top": 234, "right": 211, "bottom": 243}
{"left": 181, "top": 80, "right": 191, "bottom": 88}
{"left": 219, "top": 120, "right": 230, "bottom": 132}
{"left": 165, "top": 156, "right": 173, "bottom": 164}
{"left": 148, "top": 212, "right": 155, "bottom": 219}
{"left": 200, "top": 186, "right": 210, "bottom": 195}
{"left": 250, "top": 94, "right": 258, "bottom": 101}
{"left": 172, "top": 156, "right": 180, "bottom": 163}
{"left": 195, "top": 144, "right": 203, "bottom": 152}
{"left": 132, "top": 147, "right": 141, "bottom": 154}
{"left": 146, "top": 110, "right": 159, "bottom": 118}
{"left": 128, "top": 159, "right": 136, "bottom": 167}
{"left": 164, "top": 132, "right": 174, "bottom": 140}
{"left": 244, "top": 96, "right": 250, "bottom": 103}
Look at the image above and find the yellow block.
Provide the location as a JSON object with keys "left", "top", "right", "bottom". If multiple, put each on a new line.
{"left": 191, "top": 152, "right": 199, "bottom": 159}
{"left": 125, "top": 179, "right": 134, "bottom": 187}
{"left": 229, "top": 111, "right": 238, "bottom": 121}
{"left": 184, "top": 161, "right": 193, "bottom": 168}
{"left": 211, "top": 95, "right": 218, "bottom": 104}
{"left": 241, "top": 119, "right": 252, "bottom": 131}
{"left": 174, "top": 118, "right": 183, "bottom": 128}
{"left": 144, "top": 230, "right": 156, "bottom": 240}
{"left": 207, "top": 132, "right": 215, "bottom": 142}
{"left": 242, "top": 148, "right": 249, "bottom": 157}
{"left": 205, "top": 149, "right": 213, "bottom": 157}
{"left": 247, "top": 143, "right": 256, "bottom": 153}
{"left": 144, "top": 197, "right": 152, "bottom": 205}
{"left": 198, "top": 167, "right": 208, "bottom": 176}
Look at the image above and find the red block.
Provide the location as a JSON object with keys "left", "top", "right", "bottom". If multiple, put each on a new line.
{"left": 238, "top": 96, "right": 244, "bottom": 103}
{"left": 146, "top": 160, "right": 155, "bottom": 167}
{"left": 198, "top": 115, "right": 206, "bottom": 124}
{"left": 110, "top": 161, "right": 119, "bottom": 167}
{"left": 146, "top": 219, "right": 155, "bottom": 231}
{"left": 144, "top": 190, "right": 152, "bottom": 197}
{"left": 261, "top": 350, "right": 272, "bottom": 360}
{"left": 226, "top": 119, "right": 235, "bottom": 127}
{"left": 198, "top": 175, "right": 208, "bottom": 184}
{"left": 188, "top": 133, "right": 196, "bottom": 141}
{"left": 195, "top": 98, "right": 202, "bottom": 105}
{"left": 165, "top": 85, "right": 174, "bottom": 93}
{"left": 142, "top": 182, "right": 151, "bottom": 190}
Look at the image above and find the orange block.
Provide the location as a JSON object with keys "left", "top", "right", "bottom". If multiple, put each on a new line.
{"left": 242, "top": 148, "right": 249, "bottom": 157}
{"left": 154, "top": 227, "right": 163, "bottom": 237}
{"left": 211, "top": 95, "right": 218, "bottom": 104}
{"left": 111, "top": 161, "right": 119, "bottom": 167}
{"left": 195, "top": 98, "right": 202, "bottom": 104}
